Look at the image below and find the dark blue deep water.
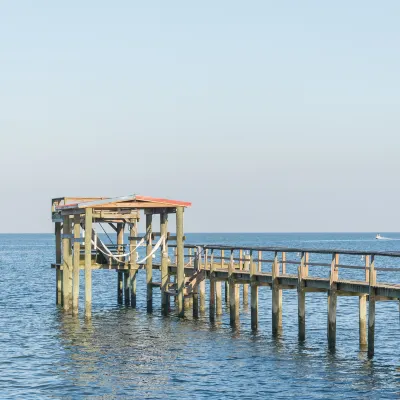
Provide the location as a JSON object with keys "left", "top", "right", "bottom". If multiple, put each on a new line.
{"left": 1, "top": 233, "right": 400, "bottom": 399}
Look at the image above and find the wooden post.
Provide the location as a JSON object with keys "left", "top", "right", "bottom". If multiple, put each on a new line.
{"left": 209, "top": 250, "right": 216, "bottom": 319}
{"left": 72, "top": 214, "right": 80, "bottom": 315}
{"left": 176, "top": 207, "right": 185, "bottom": 317}
{"left": 160, "top": 212, "right": 169, "bottom": 315}
{"left": 117, "top": 222, "right": 124, "bottom": 305}
{"left": 298, "top": 252, "right": 306, "bottom": 341}
{"left": 129, "top": 220, "right": 138, "bottom": 308}
{"left": 243, "top": 252, "right": 249, "bottom": 305}
{"left": 55, "top": 222, "right": 62, "bottom": 305}
{"left": 282, "top": 252, "right": 286, "bottom": 275}
{"left": 62, "top": 215, "right": 72, "bottom": 312}
{"left": 328, "top": 253, "right": 339, "bottom": 349}
{"left": 250, "top": 251, "right": 258, "bottom": 330}
{"left": 200, "top": 249, "right": 206, "bottom": 312}
{"left": 222, "top": 250, "right": 230, "bottom": 303}
{"left": 258, "top": 250, "right": 262, "bottom": 272}
{"left": 272, "top": 251, "right": 282, "bottom": 335}
{"left": 193, "top": 247, "right": 199, "bottom": 318}
{"left": 84, "top": 208, "right": 92, "bottom": 318}
{"left": 229, "top": 250, "right": 239, "bottom": 326}
{"left": 146, "top": 214, "right": 153, "bottom": 313}
{"left": 368, "top": 255, "right": 376, "bottom": 358}
{"left": 359, "top": 255, "right": 369, "bottom": 348}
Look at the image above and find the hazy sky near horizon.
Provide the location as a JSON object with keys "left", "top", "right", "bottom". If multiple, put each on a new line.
{"left": 1, "top": 1, "right": 399, "bottom": 233}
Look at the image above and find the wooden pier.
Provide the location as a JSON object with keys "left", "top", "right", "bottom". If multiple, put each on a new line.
{"left": 51, "top": 195, "right": 400, "bottom": 358}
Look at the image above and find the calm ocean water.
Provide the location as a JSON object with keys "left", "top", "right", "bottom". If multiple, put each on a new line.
{"left": 1, "top": 233, "right": 400, "bottom": 399}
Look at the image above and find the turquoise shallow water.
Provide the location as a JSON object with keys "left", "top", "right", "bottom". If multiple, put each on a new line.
{"left": 1, "top": 233, "right": 400, "bottom": 399}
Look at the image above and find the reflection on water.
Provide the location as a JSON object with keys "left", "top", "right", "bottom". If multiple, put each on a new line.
{"left": 1, "top": 233, "right": 400, "bottom": 398}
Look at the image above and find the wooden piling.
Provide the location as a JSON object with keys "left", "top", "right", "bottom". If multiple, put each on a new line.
{"left": 62, "top": 215, "right": 72, "bottom": 312}
{"left": 229, "top": 250, "right": 239, "bottom": 326}
{"left": 298, "top": 252, "right": 306, "bottom": 341}
{"left": 160, "top": 212, "right": 169, "bottom": 315}
{"left": 199, "top": 249, "right": 206, "bottom": 312}
{"left": 146, "top": 214, "right": 153, "bottom": 313}
{"left": 223, "top": 250, "right": 230, "bottom": 303}
{"left": 117, "top": 223, "right": 124, "bottom": 305}
{"left": 209, "top": 250, "right": 216, "bottom": 319}
{"left": 72, "top": 215, "right": 80, "bottom": 315}
{"left": 55, "top": 222, "right": 62, "bottom": 305}
{"left": 328, "top": 253, "right": 339, "bottom": 349}
{"left": 84, "top": 208, "right": 92, "bottom": 318}
{"left": 176, "top": 207, "right": 185, "bottom": 317}
{"left": 359, "top": 255, "right": 369, "bottom": 348}
{"left": 272, "top": 251, "right": 282, "bottom": 335}
{"left": 192, "top": 248, "right": 199, "bottom": 318}
{"left": 129, "top": 220, "right": 138, "bottom": 308}
{"left": 368, "top": 255, "right": 376, "bottom": 358}
{"left": 250, "top": 251, "right": 258, "bottom": 330}
{"left": 282, "top": 252, "right": 286, "bottom": 274}
{"left": 243, "top": 252, "right": 249, "bottom": 305}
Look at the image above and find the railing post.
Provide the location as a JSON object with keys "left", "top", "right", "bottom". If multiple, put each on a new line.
{"left": 243, "top": 251, "right": 249, "bottom": 305}
{"left": 160, "top": 212, "right": 169, "bottom": 315}
{"left": 328, "top": 253, "right": 339, "bottom": 349}
{"left": 272, "top": 251, "right": 282, "bottom": 335}
{"left": 298, "top": 251, "right": 306, "bottom": 341}
{"left": 359, "top": 255, "right": 369, "bottom": 348}
{"left": 229, "top": 249, "right": 238, "bottom": 326}
{"left": 368, "top": 255, "right": 376, "bottom": 358}
{"left": 72, "top": 214, "right": 80, "bottom": 315}
{"left": 250, "top": 250, "right": 258, "bottom": 330}
{"left": 200, "top": 249, "right": 206, "bottom": 312}
{"left": 209, "top": 249, "right": 216, "bottom": 319}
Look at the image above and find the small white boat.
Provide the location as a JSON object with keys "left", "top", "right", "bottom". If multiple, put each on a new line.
{"left": 376, "top": 234, "right": 383, "bottom": 240}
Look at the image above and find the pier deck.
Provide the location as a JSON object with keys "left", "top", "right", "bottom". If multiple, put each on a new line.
{"left": 51, "top": 195, "right": 400, "bottom": 358}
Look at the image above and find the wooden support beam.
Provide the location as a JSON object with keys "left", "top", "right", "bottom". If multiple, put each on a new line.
{"left": 117, "top": 222, "right": 124, "bottom": 305}
{"left": 84, "top": 208, "right": 93, "bottom": 318}
{"left": 129, "top": 220, "right": 138, "bottom": 308}
{"left": 55, "top": 222, "right": 62, "bottom": 305}
{"left": 72, "top": 215, "right": 80, "bottom": 315}
{"left": 209, "top": 250, "right": 216, "bottom": 319}
{"left": 62, "top": 216, "right": 72, "bottom": 312}
{"left": 243, "top": 252, "right": 249, "bottom": 305}
{"left": 282, "top": 252, "right": 286, "bottom": 274}
{"left": 146, "top": 214, "right": 153, "bottom": 313}
{"left": 368, "top": 255, "right": 376, "bottom": 358}
{"left": 298, "top": 252, "right": 306, "bottom": 341}
{"left": 359, "top": 255, "right": 369, "bottom": 348}
{"left": 250, "top": 251, "right": 258, "bottom": 330}
{"left": 229, "top": 250, "right": 239, "bottom": 326}
{"left": 328, "top": 253, "right": 339, "bottom": 349}
{"left": 176, "top": 207, "right": 185, "bottom": 317}
{"left": 160, "top": 212, "right": 169, "bottom": 316}
{"left": 272, "top": 251, "right": 282, "bottom": 335}
{"left": 200, "top": 250, "right": 206, "bottom": 312}
{"left": 192, "top": 248, "right": 199, "bottom": 318}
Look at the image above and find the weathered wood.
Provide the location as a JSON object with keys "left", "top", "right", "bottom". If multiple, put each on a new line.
{"left": 250, "top": 251, "right": 258, "bottom": 330}
{"left": 243, "top": 252, "right": 249, "bottom": 305}
{"left": 229, "top": 250, "right": 239, "bottom": 326}
{"left": 272, "top": 251, "right": 282, "bottom": 335}
{"left": 192, "top": 249, "right": 199, "bottom": 318}
{"left": 160, "top": 212, "right": 169, "bottom": 315}
{"left": 176, "top": 207, "right": 185, "bottom": 317}
{"left": 282, "top": 252, "right": 286, "bottom": 274}
{"left": 84, "top": 208, "right": 92, "bottom": 318}
{"left": 146, "top": 214, "right": 153, "bottom": 313}
{"left": 117, "top": 222, "right": 124, "bottom": 305}
{"left": 129, "top": 220, "right": 138, "bottom": 308}
{"left": 359, "top": 255, "right": 369, "bottom": 347}
{"left": 298, "top": 252, "right": 306, "bottom": 341}
{"left": 328, "top": 253, "right": 339, "bottom": 349}
{"left": 209, "top": 250, "right": 216, "bottom": 319}
{"left": 368, "top": 255, "right": 376, "bottom": 358}
{"left": 200, "top": 249, "right": 206, "bottom": 312}
{"left": 55, "top": 222, "right": 62, "bottom": 305}
{"left": 62, "top": 216, "right": 72, "bottom": 312}
{"left": 72, "top": 215, "right": 80, "bottom": 315}
{"left": 258, "top": 250, "right": 262, "bottom": 272}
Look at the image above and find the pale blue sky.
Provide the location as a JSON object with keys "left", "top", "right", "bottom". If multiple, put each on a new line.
{"left": 0, "top": 1, "right": 399, "bottom": 232}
